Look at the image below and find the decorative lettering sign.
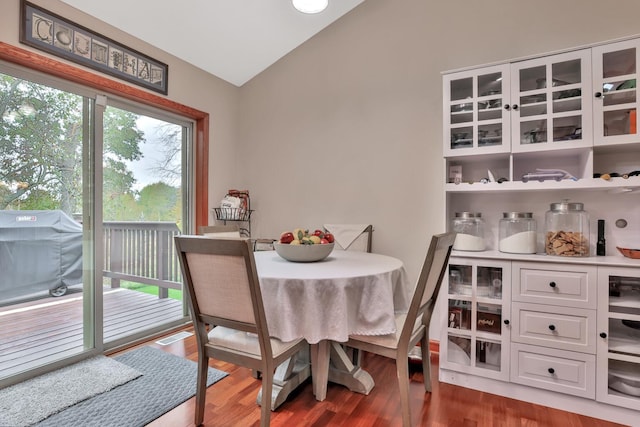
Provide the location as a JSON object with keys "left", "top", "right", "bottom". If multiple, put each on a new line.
{"left": 19, "top": 0, "right": 168, "bottom": 95}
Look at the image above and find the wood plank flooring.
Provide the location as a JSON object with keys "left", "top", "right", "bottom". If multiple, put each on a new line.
{"left": 0, "top": 288, "right": 185, "bottom": 377}
{"left": 132, "top": 330, "right": 627, "bottom": 427}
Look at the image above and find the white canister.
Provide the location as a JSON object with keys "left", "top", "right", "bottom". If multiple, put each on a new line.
{"left": 452, "top": 212, "right": 485, "bottom": 251}
{"left": 499, "top": 212, "right": 537, "bottom": 254}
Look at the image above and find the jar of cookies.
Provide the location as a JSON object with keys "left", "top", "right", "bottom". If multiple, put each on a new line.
{"left": 545, "top": 200, "right": 590, "bottom": 256}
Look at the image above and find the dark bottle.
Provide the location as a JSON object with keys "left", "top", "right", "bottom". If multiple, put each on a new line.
{"left": 597, "top": 219, "right": 606, "bottom": 256}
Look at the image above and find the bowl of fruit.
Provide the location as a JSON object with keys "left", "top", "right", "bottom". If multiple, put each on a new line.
{"left": 274, "top": 228, "right": 335, "bottom": 262}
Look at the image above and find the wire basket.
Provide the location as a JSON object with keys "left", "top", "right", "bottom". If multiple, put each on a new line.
{"left": 213, "top": 207, "right": 253, "bottom": 221}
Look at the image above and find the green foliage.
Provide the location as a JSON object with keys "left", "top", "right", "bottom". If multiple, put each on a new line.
{"left": 1, "top": 73, "right": 181, "bottom": 223}
{"left": 121, "top": 281, "right": 183, "bottom": 301}
{"left": 0, "top": 74, "right": 83, "bottom": 212}
{"left": 138, "top": 182, "right": 179, "bottom": 221}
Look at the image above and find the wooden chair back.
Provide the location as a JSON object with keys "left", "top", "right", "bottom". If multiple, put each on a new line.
{"left": 197, "top": 224, "right": 242, "bottom": 238}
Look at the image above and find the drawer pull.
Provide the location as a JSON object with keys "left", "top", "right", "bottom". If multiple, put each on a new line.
{"left": 548, "top": 324, "right": 556, "bottom": 331}
{"left": 600, "top": 332, "right": 607, "bottom": 338}
{"left": 548, "top": 368, "right": 555, "bottom": 375}
{"left": 549, "top": 281, "right": 557, "bottom": 288}
{"left": 503, "top": 319, "right": 510, "bottom": 325}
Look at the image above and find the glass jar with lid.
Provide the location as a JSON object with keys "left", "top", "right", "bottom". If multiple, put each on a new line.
{"left": 452, "top": 212, "right": 485, "bottom": 251}
{"left": 545, "top": 200, "right": 590, "bottom": 256}
{"left": 499, "top": 212, "right": 537, "bottom": 254}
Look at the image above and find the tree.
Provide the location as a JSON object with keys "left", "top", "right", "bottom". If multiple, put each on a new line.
{"left": 0, "top": 74, "right": 83, "bottom": 212}
{"left": 137, "top": 182, "right": 179, "bottom": 221}
{"left": 148, "top": 122, "right": 182, "bottom": 187}
{"left": 0, "top": 74, "right": 145, "bottom": 216}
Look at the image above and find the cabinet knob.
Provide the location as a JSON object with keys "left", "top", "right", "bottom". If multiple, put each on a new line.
{"left": 512, "top": 104, "right": 519, "bottom": 111}
{"left": 600, "top": 332, "right": 607, "bottom": 338}
{"left": 548, "top": 368, "right": 555, "bottom": 375}
{"left": 548, "top": 324, "right": 556, "bottom": 331}
{"left": 504, "top": 319, "right": 510, "bottom": 325}
{"left": 549, "top": 281, "right": 557, "bottom": 288}
{"left": 595, "top": 91, "right": 603, "bottom": 98}
{"left": 504, "top": 104, "right": 511, "bottom": 111}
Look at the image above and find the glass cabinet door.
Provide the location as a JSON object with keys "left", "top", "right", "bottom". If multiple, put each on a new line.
{"left": 597, "top": 267, "right": 640, "bottom": 408}
{"left": 442, "top": 258, "right": 510, "bottom": 381}
{"left": 443, "top": 64, "right": 511, "bottom": 156}
{"left": 593, "top": 39, "right": 640, "bottom": 146}
{"left": 511, "top": 49, "right": 592, "bottom": 152}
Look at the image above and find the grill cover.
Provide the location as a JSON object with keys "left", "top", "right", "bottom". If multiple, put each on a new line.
{"left": 0, "top": 210, "right": 82, "bottom": 299}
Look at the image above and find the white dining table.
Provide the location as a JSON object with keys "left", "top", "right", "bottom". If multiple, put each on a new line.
{"left": 253, "top": 249, "right": 411, "bottom": 407}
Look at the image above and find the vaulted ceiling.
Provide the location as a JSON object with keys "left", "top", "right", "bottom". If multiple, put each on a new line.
{"left": 59, "top": 0, "right": 367, "bottom": 86}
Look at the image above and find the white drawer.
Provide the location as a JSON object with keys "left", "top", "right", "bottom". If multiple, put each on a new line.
{"left": 511, "top": 343, "right": 595, "bottom": 399}
{"left": 511, "top": 302, "right": 596, "bottom": 354}
{"left": 513, "top": 262, "right": 596, "bottom": 309}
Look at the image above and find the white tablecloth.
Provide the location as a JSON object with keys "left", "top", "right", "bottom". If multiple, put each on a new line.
{"left": 254, "top": 250, "right": 410, "bottom": 344}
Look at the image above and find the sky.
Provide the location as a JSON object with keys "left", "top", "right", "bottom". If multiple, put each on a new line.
{"left": 126, "top": 115, "right": 181, "bottom": 191}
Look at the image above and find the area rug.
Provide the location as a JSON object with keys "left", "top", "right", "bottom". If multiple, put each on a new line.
{"left": 31, "top": 346, "right": 228, "bottom": 427}
{"left": 0, "top": 355, "right": 142, "bottom": 427}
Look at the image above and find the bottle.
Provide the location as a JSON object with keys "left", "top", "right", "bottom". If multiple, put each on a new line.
{"left": 499, "top": 212, "right": 537, "bottom": 254}
{"left": 545, "top": 200, "right": 590, "bottom": 256}
{"left": 597, "top": 219, "right": 606, "bottom": 256}
{"left": 452, "top": 212, "right": 485, "bottom": 251}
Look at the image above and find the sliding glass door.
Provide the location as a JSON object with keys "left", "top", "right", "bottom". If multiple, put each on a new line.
{"left": 0, "top": 68, "right": 96, "bottom": 381}
{"left": 0, "top": 63, "right": 192, "bottom": 385}
{"left": 101, "top": 102, "right": 189, "bottom": 348}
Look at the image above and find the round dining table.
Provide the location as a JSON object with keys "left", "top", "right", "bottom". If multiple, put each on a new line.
{"left": 253, "top": 249, "right": 411, "bottom": 405}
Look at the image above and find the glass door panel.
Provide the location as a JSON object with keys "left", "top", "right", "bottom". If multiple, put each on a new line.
{"left": 449, "top": 75, "right": 474, "bottom": 150}
{"left": 476, "top": 339, "right": 502, "bottom": 372}
{"left": 593, "top": 40, "right": 640, "bottom": 145}
{"left": 597, "top": 268, "right": 640, "bottom": 408}
{"left": 553, "top": 116, "right": 582, "bottom": 141}
{"left": 451, "top": 77, "right": 473, "bottom": 101}
{"left": 442, "top": 259, "right": 510, "bottom": 380}
{"left": 512, "top": 49, "right": 592, "bottom": 152}
{"left": 444, "top": 64, "right": 510, "bottom": 155}
{"left": 101, "top": 104, "right": 188, "bottom": 347}
{"left": 448, "top": 335, "right": 472, "bottom": 367}
{"left": 0, "top": 71, "right": 94, "bottom": 381}
{"left": 603, "top": 48, "right": 636, "bottom": 78}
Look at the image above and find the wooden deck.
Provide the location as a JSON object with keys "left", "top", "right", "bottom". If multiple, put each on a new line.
{"left": 0, "top": 288, "right": 185, "bottom": 378}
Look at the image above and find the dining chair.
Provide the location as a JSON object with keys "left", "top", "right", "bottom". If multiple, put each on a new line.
{"left": 323, "top": 224, "right": 373, "bottom": 252}
{"left": 197, "top": 224, "right": 241, "bottom": 238}
{"left": 344, "top": 232, "right": 456, "bottom": 427}
{"left": 174, "top": 236, "right": 308, "bottom": 427}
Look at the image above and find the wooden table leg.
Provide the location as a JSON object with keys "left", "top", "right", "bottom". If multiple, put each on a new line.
{"left": 256, "top": 346, "right": 311, "bottom": 410}
{"left": 258, "top": 341, "right": 374, "bottom": 409}
{"left": 327, "top": 341, "right": 374, "bottom": 395}
{"left": 310, "top": 340, "right": 330, "bottom": 400}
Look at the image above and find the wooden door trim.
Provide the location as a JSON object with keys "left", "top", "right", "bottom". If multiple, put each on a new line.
{"left": 0, "top": 41, "right": 209, "bottom": 229}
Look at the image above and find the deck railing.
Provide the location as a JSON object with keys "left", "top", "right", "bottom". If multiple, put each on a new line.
{"left": 103, "top": 221, "right": 182, "bottom": 298}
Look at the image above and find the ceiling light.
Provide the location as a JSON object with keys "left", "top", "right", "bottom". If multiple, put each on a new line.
{"left": 292, "top": 0, "right": 328, "bottom": 14}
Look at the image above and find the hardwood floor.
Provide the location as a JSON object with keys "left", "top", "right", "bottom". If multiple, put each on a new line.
{"left": 125, "top": 329, "right": 626, "bottom": 427}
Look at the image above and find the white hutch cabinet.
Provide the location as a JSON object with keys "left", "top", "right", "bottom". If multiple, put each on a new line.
{"left": 440, "top": 35, "right": 640, "bottom": 426}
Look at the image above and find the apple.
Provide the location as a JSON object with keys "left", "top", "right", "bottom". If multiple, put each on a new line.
{"left": 313, "top": 229, "right": 325, "bottom": 238}
{"left": 324, "top": 233, "right": 335, "bottom": 243}
{"left": 320, "top": 238, "right": 329, "bottom": 244}
{"left": 280, "top": 232, "right": 294, "bottom": 244}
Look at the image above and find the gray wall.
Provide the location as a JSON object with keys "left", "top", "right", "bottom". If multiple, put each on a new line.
{"left": 238, "top": 0, "right": 640, "bottom": 282}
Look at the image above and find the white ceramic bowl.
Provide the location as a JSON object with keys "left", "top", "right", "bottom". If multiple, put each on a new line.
{"left": 274, "top": 242, "right": 334, "bottom": 262}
